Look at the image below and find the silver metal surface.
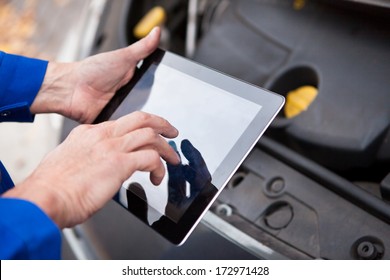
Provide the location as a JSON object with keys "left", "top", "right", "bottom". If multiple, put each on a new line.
{"left": 202, "top": 211, "right": 289, "bottom": 260}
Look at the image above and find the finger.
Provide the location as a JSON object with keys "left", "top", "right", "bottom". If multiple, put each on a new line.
{"left": 167, "top": 164, "right": 187, "bottom": 204}
{"left": 113, "top": 111, "right": 179, "bottom": 139}
{"left": 182, "top": 165, "right": 197, "bottom": 185}
{"left": 110, "top": 127, "right": 179, "bottom": 165}
{"left": 181, "top": 139, "right": 211, "bottom": 180}
{"left": 167, "top": 163, "right": 185, "bottom": 185}
{"left": 168, "top": 140, "right": 181, "bottom": 163}
{"left": 181, "top": 139, "right": 206, "bottom": 167}
{"left": 124, "top": 150, "right": 166, "bottom": 186}
{"left": 166, "top": 141, "right": 184, "bottom": 184}
{"left": 168, "top": 140, "right": 179, "bottom": 154}
{"left": 182, "top": 165, "right": 204, "bottom": 196}
{"left": 166, "top": 140, "right": 183, "bottom": 174}
{"left": 125, "top": 27, "right": 161, "bottom": 63}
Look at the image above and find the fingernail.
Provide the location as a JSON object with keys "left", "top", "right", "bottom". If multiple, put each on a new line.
{"left": 148, "top": 26, "right": 158, "bottom": 38}
{"left": 169, "top": 140, "right": 177, "bottom": 150}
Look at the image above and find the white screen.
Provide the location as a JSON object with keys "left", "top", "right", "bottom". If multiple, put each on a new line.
{"left": 113, "top": 63, "right": 261, "bottom": 223}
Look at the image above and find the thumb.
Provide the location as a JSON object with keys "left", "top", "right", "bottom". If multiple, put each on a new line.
{"left": 126, "top": 27, "right": 161, "bottom": 62}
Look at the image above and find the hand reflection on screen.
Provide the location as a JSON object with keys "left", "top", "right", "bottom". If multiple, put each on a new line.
{"left": 125, "top": 139, "right": 212, "bottom": 225}
{"left": 166, "top": 139, "right": 211, "bottom": 208}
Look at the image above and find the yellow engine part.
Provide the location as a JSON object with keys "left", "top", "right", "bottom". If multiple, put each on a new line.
{"left": 284, "top": 85, "right": 318, "bottom": 119}
{"left": 133, "top": 6, "right": 166, "bottom": 39}
{"left": 293, "top": 0, "right": 306, "bottom": 10}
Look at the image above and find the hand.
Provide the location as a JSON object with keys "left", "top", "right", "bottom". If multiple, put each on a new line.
{"left": 167, "top": 139, "right": 211, "bottom": 208}
{"left": 125, "top": 140, "right": 214, "bottom": 227}
{"left": 2, "top": 111, "right": 180, "bottom": 228}
{"left": 30, "top": 27, "right": 161, "bottom": 124}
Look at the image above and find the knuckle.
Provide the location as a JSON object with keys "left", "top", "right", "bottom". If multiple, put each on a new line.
{"left": 95, "top": 122, "right": 114, "bottom": 139}
{"left": 133, "top": 111, "right": 150, "bottom": 123}
{"left": 94, "top": 138, "right": 118, "bottom": 156}
{"left": 67, "top": 124, "right": 93, "bottom": 140}
{"left": 143, "top": 127, "right": 158, "bottom": 141}
{"left": 148, "top": 150, "right": 161, "bottom": 165}
{"left": 152, "top": 150, "right": 161, "bottom": 160}
{"left": 110, "top": 152, "right": 125, "bottom": 166}
{"left": 100, "top": 148, "right": 122, "bottom": 168}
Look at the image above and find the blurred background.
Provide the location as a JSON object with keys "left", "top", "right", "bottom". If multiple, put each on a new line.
{"left": 0, "top": 0, "right": 102, "bottom": 183}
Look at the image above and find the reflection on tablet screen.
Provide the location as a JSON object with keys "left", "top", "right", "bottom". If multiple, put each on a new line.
{"left": 112, "top": 63, "right": 262, "bottom": 225}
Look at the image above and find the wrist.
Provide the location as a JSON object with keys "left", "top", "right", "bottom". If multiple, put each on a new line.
{"left": 30, "top": 61, "right": 76, "bottom": 117}
{"left": 2, "top": 179, "right": 67, "bottom": 229}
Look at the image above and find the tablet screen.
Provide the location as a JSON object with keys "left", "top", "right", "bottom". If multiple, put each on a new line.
{"left": 113, "top": 62, "right": 261, "bottom": 224}
{"left": 95, "top": 49, "right": 283, "bottom": 244}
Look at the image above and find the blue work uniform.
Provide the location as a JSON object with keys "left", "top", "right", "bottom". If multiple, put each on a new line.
{"left": 0, "top": 51, "right": 61, "bottom": 259}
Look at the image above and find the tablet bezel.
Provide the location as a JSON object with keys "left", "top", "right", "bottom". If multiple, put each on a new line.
{"left": 94, "top": 48, "right": 284, "bottom": 245}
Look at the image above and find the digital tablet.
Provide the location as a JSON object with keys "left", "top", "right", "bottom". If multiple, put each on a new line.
{"left": 94, "top": 48, "right": 284, "bottom": 245}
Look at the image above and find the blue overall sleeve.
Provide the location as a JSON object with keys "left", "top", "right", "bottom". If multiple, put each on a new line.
{"left": 0, "top": 51, "right": 61, "bottom": 259}
{"left": 0, "top": 51, "right": 47, "bottom": 122}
